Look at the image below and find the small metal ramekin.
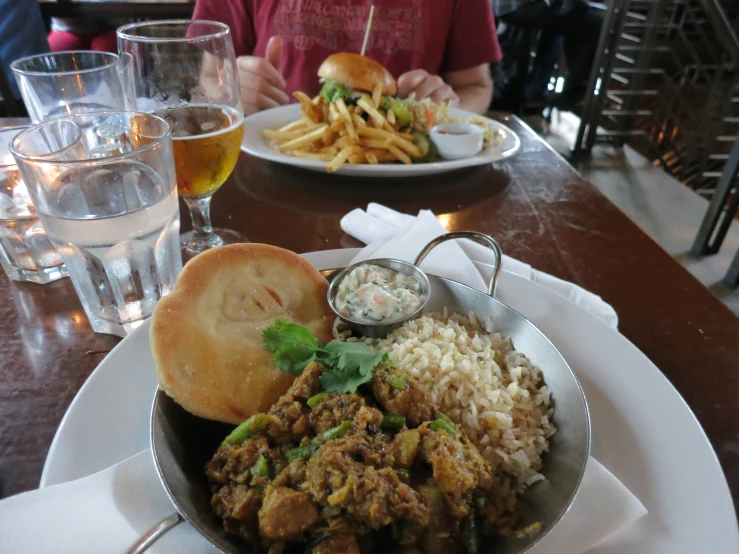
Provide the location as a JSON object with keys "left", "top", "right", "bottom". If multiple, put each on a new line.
{"left": 327, "top": 258, "right": 430, "bottom": 338}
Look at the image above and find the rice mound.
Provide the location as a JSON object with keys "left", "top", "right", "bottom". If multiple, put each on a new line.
{"left": 342, "top": 310, "right": 556, "bottom": 504}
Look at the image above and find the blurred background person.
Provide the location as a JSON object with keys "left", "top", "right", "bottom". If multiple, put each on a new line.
{"left": 192, "top": 0, "right": 502, "bottom": 114}
{"left": 493, "top": 0, "right": 602, "bottom": 109}
{"left": 47, "top": 17, "right": 118, "bottom": 53}
{"left": 0, "top": 0, "right": 49, "bottom": 101}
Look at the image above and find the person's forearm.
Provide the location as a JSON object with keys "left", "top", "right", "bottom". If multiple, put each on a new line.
{"left": 453, "top": 83, "right": 493, "bottom": 114}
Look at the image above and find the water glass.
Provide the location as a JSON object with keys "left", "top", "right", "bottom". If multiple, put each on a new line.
{"left": 0, "top": 126, "right": 68, "bottom": 284}
{"left": 11, "top": 112, "right": 182, "bottom": 337}
{"left": 11, "top": 51, "right": 129, "bottom": 123}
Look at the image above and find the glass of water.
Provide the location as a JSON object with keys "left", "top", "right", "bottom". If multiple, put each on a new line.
{"left": 10, "top": 51, "right": 129, "bottom": 123}
{"left": 11, "top": 112, "right": 182, "bottom": 337}
{"left": 0, "top": 126, "right": 68, "bottom": 284}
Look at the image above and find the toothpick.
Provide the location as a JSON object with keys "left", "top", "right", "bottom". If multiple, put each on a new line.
{"left": 360, "top": 5, "right": 375, "bottom": 56}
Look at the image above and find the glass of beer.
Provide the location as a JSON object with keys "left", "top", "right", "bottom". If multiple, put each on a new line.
{"left": 117, "top": 20, "right": 246, "bottom": 256}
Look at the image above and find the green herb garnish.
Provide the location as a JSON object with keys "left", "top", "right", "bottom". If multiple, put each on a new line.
{"left": 263, "top": 319, "right": 390, "bottom": 394}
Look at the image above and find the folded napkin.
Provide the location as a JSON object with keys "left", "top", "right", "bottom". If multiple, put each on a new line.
{"left": 0, "top": 450, "right": 216, "bottom": 554}
{"left": 341, "top": 203, "right": 619, "bottom": 329}
{"left": 0, "top": 453, "right": 645, "bottom": 554}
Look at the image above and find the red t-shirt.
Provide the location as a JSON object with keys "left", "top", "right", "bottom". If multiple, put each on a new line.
{"left": 193, "top": 0, "right": 502, "bottom": 98}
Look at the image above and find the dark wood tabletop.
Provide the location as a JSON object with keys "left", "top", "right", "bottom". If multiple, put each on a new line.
{"left": 1, "top": 114, "right": 738, "bottom": 516}
{"left": 38, "top": 0, "right": 194, "bottom": 20}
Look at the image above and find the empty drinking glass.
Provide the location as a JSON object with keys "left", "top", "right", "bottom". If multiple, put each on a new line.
{"left": 11, "top": 112, "right": 182, "bottom": 337}
{"left": 11, "top": 51, "right": 129, "bottom": 123}
{"left": 0, "top": 126, "right": 68, "bottom": 284}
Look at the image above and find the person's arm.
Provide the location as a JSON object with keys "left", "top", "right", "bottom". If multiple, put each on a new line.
{"left": 193, "top": 0, "right": 287, "bottom": 115}
{"left": 442, "top": 64, "right": 493, "bottom": 114}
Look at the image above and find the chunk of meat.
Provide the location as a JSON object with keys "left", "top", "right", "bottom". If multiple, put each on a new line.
{"left": 305, "top": 436, "right": 429, "bottom": 529}
{"left": 211, "top": 483, "right": 262, "bottom": 521}
{"left": 266, "top": 363, "right": 326, "bottom": 443}
{"left": 205, "top": 437, "right": 273, "bottom": 486}
{"left": 371, "top": 369, "right": 435, "bottom": 427}
{"left": 312, "top": 532, "right": 360, "bottom": 554}
{"left": 308, "top": 393, "right": 384, "bottom": 434}
{"left": 419, "top": 425, "right": 494, "bottom": 517}
{"left": 258, "top": 486, "right": 319, "bottom": 540}
{"left": 288, "top": 361, "right": 325, "bottom": 399}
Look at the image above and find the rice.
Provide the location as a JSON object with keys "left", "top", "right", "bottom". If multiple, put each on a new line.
{"left": 338, "top": 310, "right": 556, "bottom": 502}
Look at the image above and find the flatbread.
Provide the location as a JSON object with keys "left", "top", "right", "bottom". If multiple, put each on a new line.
{"left": 150, "top": 243, "right": 334, "bottom": 424}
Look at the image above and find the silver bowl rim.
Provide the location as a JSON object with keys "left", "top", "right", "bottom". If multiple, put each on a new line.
{"left": 326, "top": 257, "right": 431, "bottom": 329}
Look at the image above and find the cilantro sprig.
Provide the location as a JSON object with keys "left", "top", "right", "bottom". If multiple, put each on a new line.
{"left": 262, "top": 319, "right": 390, "bottom": 393}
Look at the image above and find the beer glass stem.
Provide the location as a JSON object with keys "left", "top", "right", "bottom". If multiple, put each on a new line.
{"left": 183, "top": 195, "right": 223, "bottom": 254}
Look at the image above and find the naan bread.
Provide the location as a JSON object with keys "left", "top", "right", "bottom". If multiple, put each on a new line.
{"left": 150, "top": 243, "right": 334, "bottom": 424}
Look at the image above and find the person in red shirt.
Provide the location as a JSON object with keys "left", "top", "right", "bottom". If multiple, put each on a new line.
{"left": 192, "top": 0, "right": 502, "bottom": 115}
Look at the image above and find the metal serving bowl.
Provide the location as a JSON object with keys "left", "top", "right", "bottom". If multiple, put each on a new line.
{"left": 128, "top": 232, "right": 590, "bottom": 554}
{"left": 327, "top": 258, "right": 430, "bottom": 338}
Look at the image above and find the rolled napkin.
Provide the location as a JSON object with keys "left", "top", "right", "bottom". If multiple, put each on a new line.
{"left": 0, "top": 454, "right": 645, "bottom": 553}
{"left": 341, "top": 203, "right": 619, "bottom": 329}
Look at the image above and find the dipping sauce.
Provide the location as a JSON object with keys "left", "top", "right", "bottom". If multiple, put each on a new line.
{"left": 335, "top": 263, "right": 425, "bottom": 323}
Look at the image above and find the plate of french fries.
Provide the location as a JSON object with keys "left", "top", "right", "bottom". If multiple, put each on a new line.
{"left": 241, "top": 98, "right": 520, "bottom": 177}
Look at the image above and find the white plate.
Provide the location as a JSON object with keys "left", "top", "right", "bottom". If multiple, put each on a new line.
{"left": 240, "top": 105, "right": 521, "bottom": 177}
{"left": 41, "top": 249, "right": 739, "bottom": 553}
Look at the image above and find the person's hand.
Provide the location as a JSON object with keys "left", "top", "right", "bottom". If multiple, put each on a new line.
{"left": 397, "top": 70, "right": 460, "bottom": 106}
{"left": 237, "top": 36, "right": 289, "bottom": 115}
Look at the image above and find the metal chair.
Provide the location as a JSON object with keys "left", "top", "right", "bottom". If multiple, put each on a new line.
{"left": 689, "top": 131, "right": 739, "bottom": 287}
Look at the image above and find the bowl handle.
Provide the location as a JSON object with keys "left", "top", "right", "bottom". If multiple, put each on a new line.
{"left": 124, "top": 513, "right": 183, "bottom": 554}
{"left": 414, "top": 231, "right": 502, "bottom": 298}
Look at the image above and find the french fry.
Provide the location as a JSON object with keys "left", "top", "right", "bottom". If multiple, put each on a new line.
{"left": 366, "top": 151, "right": 379, "bottom": 164}
{"left": 360, "top": 138, "right": 392, "bottom": 149}
{"left": 370, "top": 149, "right": 398, "bottom": 162}
{"left": 352, "top": 113, "right": 367, "bottom": 127}
{"left": 398, "top": 132, "right": 414, "bottom": 141}
{"left": 320, "top": 145, "right": 340, "bottom": 155}
{"left": 322, "top": 127, "right": 336, "bottom": 147}
{"left": 294, "top": 91, "right": 321, "bottom": 122}
{"left": 322, "top": 101, "right": 330, "bottom": 123}
{"left": 356, "top": 126, "right": 422, "bottom": 157}
{"left": 278, "top": 124, "right": 328, "bottom": 152}
{"left": 292, "top": 150, "right": 334, "bottom": 161}
{"left": 387, "top": 144, "right": 412, "bottom": 165}
{"left": 264, "top": 128, "right": 314, "bottom": 140}
{"left": 357, "top": 96, "right": 386, "bottom": 128}
{"left": 277, "top": 120, "right": 307, "bottom": 133}
{"left": 328, "top": 103, "right": 339, "bottom": 125}
{"left": 372, "top": 82, "right": 383, "bottom": 108}
{"left": 348, "top": 152, "right": 367, "bottom": 164}
{"left": 327, "top": 145, "right": 363, "bottom": 173}
{"left": 333, "top": 135, "right": 352, "bottom": 149}
{"left": 335, "top": 98, "right": 359, "bottom": 145}
{"left": 387, "top": 107, "right": 396, "bottom": 125}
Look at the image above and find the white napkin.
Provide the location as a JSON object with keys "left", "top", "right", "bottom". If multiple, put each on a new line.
{"left": 0, "top": 451, "right": 645, "bottom": 554}
{"left": 0, "top": 450, "right": 216, "bottom": 554}
{"left": 341, "top": 203, "right": 619, "bottom": 329}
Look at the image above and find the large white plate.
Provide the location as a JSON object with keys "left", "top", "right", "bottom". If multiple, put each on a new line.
{"left": 240, "top": 105, "right": 521, "bottom": 177}
{"left": 41, "top": 249, "right": 739, "bottom": 553}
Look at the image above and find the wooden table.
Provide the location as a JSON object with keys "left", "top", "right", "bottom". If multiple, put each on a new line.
{"left": 38, "top": 0, "right": 194, "bottom": 20}
{"left": 1, "top": 115, "right": 738, "bottom": 515}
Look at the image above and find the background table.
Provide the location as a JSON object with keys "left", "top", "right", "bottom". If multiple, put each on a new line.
{"left": 1, "top": 115, "right": 738, "bottom": 518}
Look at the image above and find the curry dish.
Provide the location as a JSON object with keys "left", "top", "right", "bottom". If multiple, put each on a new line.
{"left": 206, "top": 361, "right": 520, "bottom": 554}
